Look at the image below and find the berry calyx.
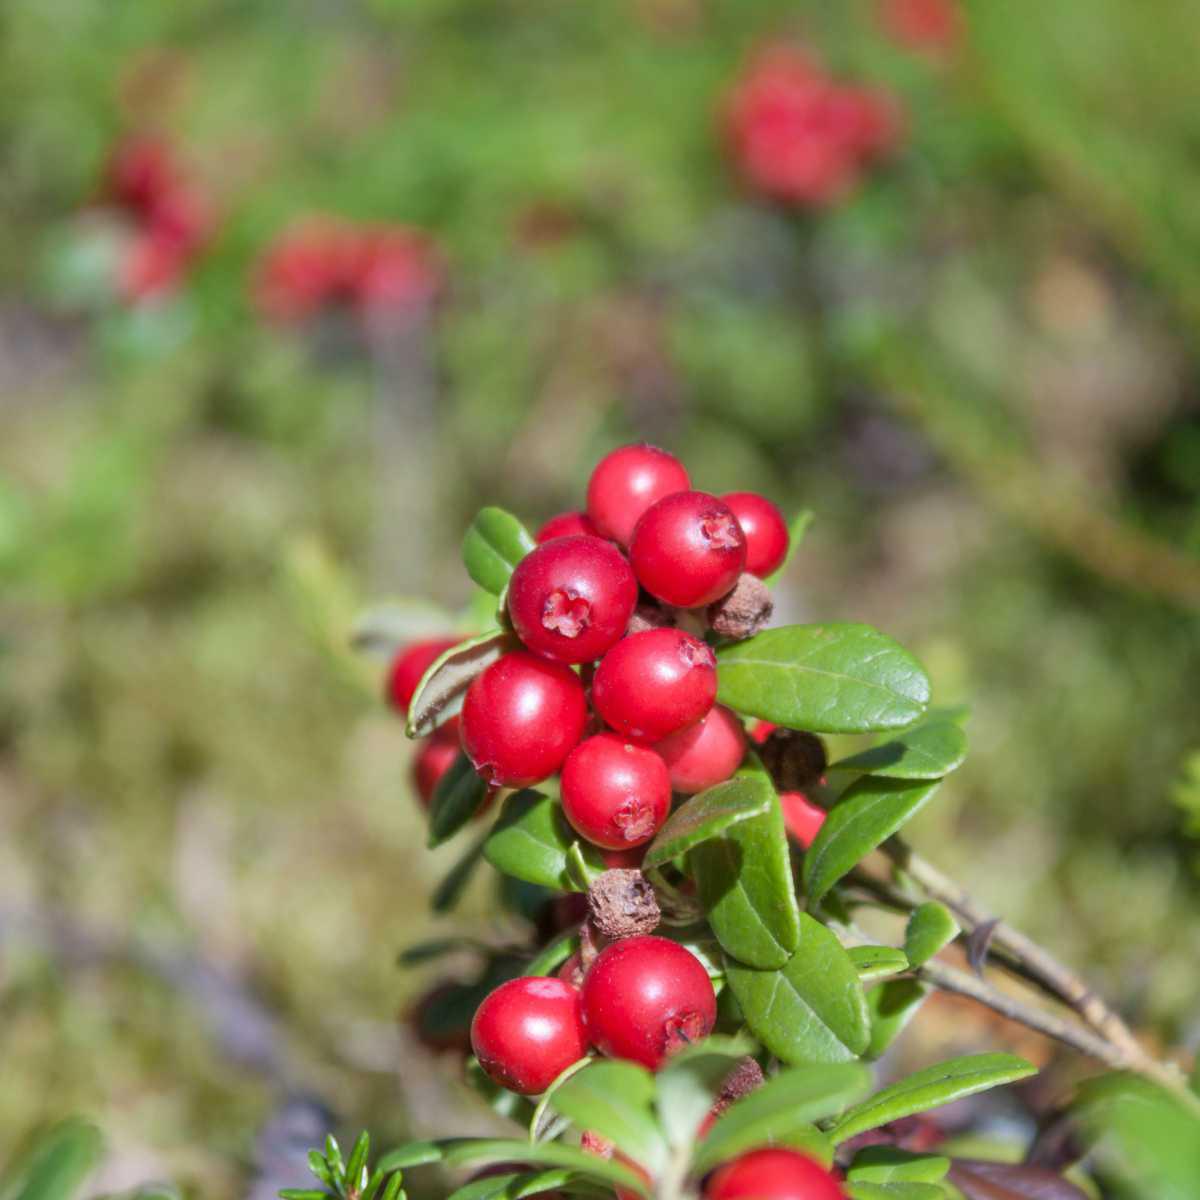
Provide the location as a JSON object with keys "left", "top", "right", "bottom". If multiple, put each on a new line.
{"left": 630, "top": 491, "right": 747, "bottom": 608}
{"left": 653, "top": 705, "right": 747, "bottom": 795}
{"left": 580, "top": 935, "right": 717, "bottom": 1070}
{"left": 470, "top": 976, "right": 588, "bottom": 1095}
{"left": 461, "top": 651, "right": 588, "bottom": 787}
{"left": 412, "top": 727, "right": 460, "bottom": 808}
{"left": 586, "top": 444, "right": 691, "bottom": 546}
{"left": 386, "top": 637, "right": 460, "bottom": 715}
{"left": 721, "top": 492, "right": 790, "bottom": 578}
{"left": 705, "top": 1148, "right": 845, "bottom": 1200}
{"left": 535, "top": 511, "right": 602, "bottom": 544}
{"left": 592, "top": 628, "right": 718, "bottom": 741}
{"left": 507, "top": 536, "right": 638, "bottom": 664}
{"left": 779, "top": 792, "right": 826, "bottom": 849}
{"left": 561, "top": 734, "right": 672, "bottom": 849}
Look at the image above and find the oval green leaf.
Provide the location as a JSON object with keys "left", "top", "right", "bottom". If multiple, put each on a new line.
{"left": 904, "top": 902, "right": 960, "bottom": 968}
{"left": 830, "top": 1054, "right": 1037, "bottom": 1144}
{"left": 849, "top": 945, "right": 911, "bottom": 984}
{"left": 830, "top": 721, "right": 967, "bottom": 781}
{"left": 725, "top": 915, "right": 870, "bottom": 1065}
{"left": 846, "top": 1184, "right": 947, "bottom": 1200}
{"left": 484, "top": 791, "right": 605, "bottom": 891}
{"left": 848, "top": 1148, "right": 950, "bottom": 1184}
{"left": 803, "top": 776, "right": 944, "bottom": 905}
{"left": 644, "top": 776, "right": 771, "bottom": 872}
{"left": 406, "top": 630, "right": 513, "bottom": 739}
{"left": 428, "top": 753, "right": 491, "bottom": 848}
{"left": 716, "top": 624, "right": 931, "bottom": 734}
{"left": 462, "top": 507, "right": 536, "bottom": 596}
{"left": 866, "top": 979, "right": 930, "bottom": 1060}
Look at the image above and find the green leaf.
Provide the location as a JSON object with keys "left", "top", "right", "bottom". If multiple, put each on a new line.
{"left": 406, "top": 630, "right": 513, "bottom": 738}
{"left": 462, "top": 507, "right": 536, "bottom": 595}
{"left": 904, "top": 903, "right": 960, "bottom": 968}
{"left": 655, "top": 1035, "right": 759, "bottom": 1148}
{"left": 376, "top": 1141, "right": 445, "bottom": 1171}
{"left": 830, "top": 722, "right": 967, "bottom": 781}
{"left": 803, "top": 776, "right": 944, "bottom": 905}
{"left": 848, "top": 1148, "right": 950, "bottom": 1184}
{"left": 716, "top": 624, "right": 931, "bottom": 734}
{"left": 830, "top": 1054, "right": 1037, "bottom": 1144}
{"left": 565, "top": 842, "right": 600, "bottom": 890}
{"left": 549, "top": 1060, "right": 666, "bottom": 1173}
{"left": 446, "top": 1170, "right": 604, "bottom": 1200}
{"left": 484, "top": 791, "right": 606, "bottom": 891}
{"left": 439, "top": 1139, "right": 649, "bottom": 1195}
{"left": 523, "top": 930, "right": 580, "bottom": 977}
{"left": 849, "top": 945, "right": 911, "bottom": 984}
{"left": 765, "top": 509, "right": 814, "bottom": 586}
{"left": 1, "top": 1120, "right": 104, "bottom": 1200}
{"left": 690, "top": 767, "right": 800, "bottom": 969}
{"left": 530, "top": 1056, "right": 595, "bottom": 1144}
{"left": 694, "top": 1062, "right": 870, "bottom": 1173}
{"left": 725, "top": 915, "right": 870, "bottom": 1065}
{"left": 643, "top": 776, "right": 771, "bottom": 871}
{"left": 432, "top": 832, "right": 489, "bottom": 913}
{"left": 279, "top": 1192, "right": 330, "bottom": 1200}
{"left": 346, "top": 1132, "right": 370, "bottom": 1190}
{"left": 428, "top": 753, "right": 491, "bottom": 848}
{"left": 866, "top": 980, "right": 930, "bottom": 1060}
{"left": 845, "top": 1183, "right": 947, "bottom": 1200}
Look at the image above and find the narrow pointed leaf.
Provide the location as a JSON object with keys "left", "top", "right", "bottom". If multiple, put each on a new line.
{"left": 524, "top": 930, "right": 580, "bottom": 977}
{"left": 484, "top": 791, "right": 606, "bottom": 891}
{"left": 427, "top": 753, "right": 490, "bottom": 848}
{"left": 376, "top": 1141, "right": 445, "bottom": 1170}
{"left": 549, "top": 1060, "right": 666, "bottom": 1172}
{"left": 439, "top": 1139, "right": 649, "bottom": 1195}
{"left": 866, "top": 979, "right": 930, "bottom": 1060}
{"left": 3, "top": 1119, "right": 105, "bottom": 1200}
{"left": 716, "top": 624, "right": 931, "bottom": 734}
{"left": 644, "top": 777, "right": 771, "bottom": 871}
{"left": 830, "top": 721, "right": 967, "bottom": 781}
{"left": 831, "top": 1054, "right": 1037, "bottom": 1144}
{"left": 804, "top": 776, "right": 943, "bottom": 904}
{"left": 904, "top": 903, "right": 960, "bottom": 968}
{"left": 346, "top": 1131, "right": 370, "bottom": 1186}
{"left": 849, "top": 945, "right": 910, "bottom": 983}
{"left": 406, "top": 630, "right": 513, "bottom": 738}
{"left": 725, "top": 915, "right": 870, "bottom": 1065}
{"left": 462, "top": 507, "right": 536, "bottom": 595}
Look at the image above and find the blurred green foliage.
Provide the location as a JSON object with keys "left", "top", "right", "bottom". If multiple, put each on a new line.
{"left": 2, "top": 0, "right": 1199, "bottom": 1196}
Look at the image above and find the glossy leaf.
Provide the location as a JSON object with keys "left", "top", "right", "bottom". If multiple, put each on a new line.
{"left": 904, "top": 903, "right": 960, "bottom": 968}
{"left": 765, "top": 509, "right": 814, "bottom": 586}
{"left": 643, "top": 776, "right": 771, "bottom": 871}
{"left": 655, "top": 1035, "right": 759, "bottom": 1149}
{"left": 849, "top": 1148, "right": 950, "bottom": 1184}
{"left": 439, "top": 1138, "right": 649, "bottom": 1195}
{"left": 523, "top": 930, "right": 580, "bottom": 977}
{"left": 694, "top": 1062, "right": 870, "bottom": 1173}
{"left": 831, "top": 1054, "right": 1037, "bottom": 1144}
{"left": 845, "top": 1184, "right": 947, "bottom": 1200}
{"left": 376, "top": 1141, "right": 445, "bottom": 1170}
{"left": 948, "top": 1160, "right": 1089, "bottom": 1200}
{"left": 716, "top": 624, "right": 931, "bottom": 734}
{"left": 3, "top": 1119, "right": 104, "bottom": 1200}
{"left": 866, "top": 979, "right": 930, "bottom": 1060}
{"left": 548, "top": 1060, "right": 666, "bottom": 1172}
{"left": 428, "top": 753, "right": 491, "bottom": 848}
{"left": 406, "top": 630, "right": 513, "bottom": 738}
{"left": 725, "top": 915, "right": 870, "bottom": 1065}
{"left": 849, "top": 945, "right": 911, "bottom": 983}
{"left": 462, "top": 506, "right": 536, "bottom": 595}
{"left": 830, "top": 721, "right": 968, "bottom": 781}
{"left": 690, "top": 763, "right": 800, "bottom": 969}
{"left": 803, "top": 776, "right": 944, "bottom": 904}
{"left": 484, "top": 790, "right": 605, "bottom": 891}
{"left": 565, "top": 841, "right": 600, "bottom": 890}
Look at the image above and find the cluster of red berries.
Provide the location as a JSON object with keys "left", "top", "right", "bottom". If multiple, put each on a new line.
{"left": 253, "top": 215, "right": 443, "bottom": 326}
{"left": 723, "top": 43, "right": 900, "bottom": 207}
{"left": 104, "top": 134, "right": 216, "bottom": 302}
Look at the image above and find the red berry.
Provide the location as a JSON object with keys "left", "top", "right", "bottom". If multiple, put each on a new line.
{"left": 779, "top": 791, "right": 826, "bottom": 848}
{"left": 721, "top": 492, "right": 790, "bottom": 578}
{"left": 470, "top": 976, "right": 588, "bottom": 1095}
{"left": 561, "top": 733, "right": 672, "bottom": 849}
{"left": 386, "top": 637, "right": 460, "bottom": 715}
{"left": 653, "top": 705, "right": 747, "bottom": 795}
{"left": 507, "top": 536, "right": 638, "bottom": 665}
{"left": 705, "top": 1148, "right": 845, "bottom": 1200}
{"left": 412, "top": 728, "right": 460, "bottom": 808}
{"left": 461, "top": 651, "right": 588, "bottom": 787}
{"left": 749, "top": 720, "right": 777, "bottom": 745}
{"left": 630, "top": 491, "right": 747, "bottom": 608}
{"left": 586, "top": 444, "right": 690, "bottom": 546}
{"left": 536, "top": 511, "right": 601, "bottom": 544}
{"left": 592, "top": 629, "right": 717, "bottom": 742}
{"left": 581, "top": 935, "right": 716, "bottom": 1070}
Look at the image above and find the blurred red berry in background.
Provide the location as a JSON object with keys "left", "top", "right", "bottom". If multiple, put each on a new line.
{"left": 879, "top": 0, "right": 962, "bottom": 54}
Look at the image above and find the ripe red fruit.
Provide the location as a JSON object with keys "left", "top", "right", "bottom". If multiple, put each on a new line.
{"left": 750, "top": 720, "right": 777, "bottom": 745}
{"left": 592, "top": 629, "right": 718, "bottom": 741}
{"left": 630, "top": 492, "right": 747, "bottom": 608}
{"left": 581, "top": 935, "right": 717, "bottom": 1070}
{"left": 561, "top": 733, "right": 672, "bottom": 849}
{"left": 653, "top": 705, "right": 747, "bottom": 795}
{"left": 536, "top": 511, "right": 601, "bottom": 544}
{"left": 705, "top": 1148, "right": 845, "bottom": 1200}
{"left": 721, "top": 492, "right": 790, "bottom": 578}
{"left": 779, "top": 791, "right": 826, "bottom": 849}
{"left": 470, "top": 976, "right": 588, "bottom": 1095}
{"left": 507, "top": 536, "right": 638, "bottom": 665}
{"left": 586, "top": 444, "right": 691, "bottom": 546}
{"left": 461, "top": 651, "right": 588, "bottom": 787}
{"left": 412, "top": 728, "right": 460, "bottom": 808}
{"left": 386, "top": 637, "right": 460, "bottom": 715}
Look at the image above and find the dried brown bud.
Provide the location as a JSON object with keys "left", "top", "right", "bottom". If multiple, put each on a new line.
{"left": 626, "top": 602, "right": 677, "bottom": 636}
{"left": 709, "top": 1056, "right": 766, "bottom": 1120}
{"left": 587, "top": 869, "right": 661, "bottom": 939}
{"left": 759, "top": 728, "right": 827, "bottom": 792}
{"left": 707, "top": 573, "right": 774, "bottom": 640}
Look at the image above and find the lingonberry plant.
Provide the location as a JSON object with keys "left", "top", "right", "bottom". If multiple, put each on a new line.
{"left": 289, "top": 443, "right": 1198, "bottom": 1200}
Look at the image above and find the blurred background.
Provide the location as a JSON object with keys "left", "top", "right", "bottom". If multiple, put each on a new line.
{"left": 2, "top": 0, "right": 1199, "bottom": 1195}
